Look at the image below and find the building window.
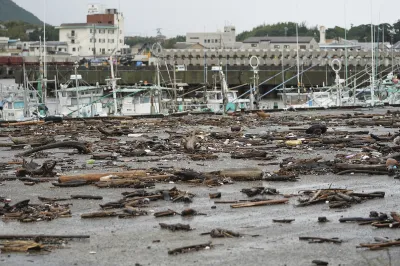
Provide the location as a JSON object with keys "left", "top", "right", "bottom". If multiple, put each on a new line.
{"left": 71, "top": 30, "right": 75, "bottom": 36}
{"left": 274, "top": 45, "right": 280, "bottom": 49}
{"left": 120, "top": 39, "right": 122, "bottom": 43}
{"left": 72, "top": 48, "right": 76, "bottom": 52}
{"left": 215, "top": 39, "right": 218, "bottom": 43}
{"left": 190, "top": 37, "right": 199, "bottom": 40}
{"left": 102, "top": 48, "right": 105, "bottom": 54}
{"left": 108, "top": 30, "right": 114, "bottom": 34}
{"left": 300, "top": 45, "right": 306, "bottom": 49}
{"left": 284, "top": 45, "right": 290, "bottom": 49}
{"left": 71, "top": 39, "right": 75, "bottom": 44}
{"left": 58, "top": 48, "right": 62, "bottom": 51}
{"left": 310, "top": 45, "right": 313, "bottom": 49}
{"left": 251, "top": 44, "right": 257, "bottom": 47}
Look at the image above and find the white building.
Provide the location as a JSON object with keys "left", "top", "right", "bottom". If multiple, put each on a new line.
{"left": 28, "top": 41, "right": 69, "bottom": 56}
{"left": 185, "top": 26, "right": 237, "bottom": 49}
{"left": 57, "top": 5, "right": 127, "bottom": 57}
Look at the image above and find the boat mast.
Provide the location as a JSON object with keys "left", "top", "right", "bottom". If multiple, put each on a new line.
{"left": 43, "top": 0, "right": 47, "bottom": 103}
{"left": 109, "top": 55, "right": 118, "bottom": 116}
{"left": 296, "top": 23, "right": 300, "bottom": 90}
{"left": 370, "top": 1, "right": 375, "bottom": 107}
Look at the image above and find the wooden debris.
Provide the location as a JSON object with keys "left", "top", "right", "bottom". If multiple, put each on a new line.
{"left": 159, "top": 223, "right": 192, "bottom": 231}
{"left": 210, "top": 228, "right": 240, "bottom": 238}
{"left": 58, "top": 170, "right": 147, "bottom": 183}
{"left": 273, "top": 219, "right": 295, "bottom": 223}
{"left": 71, "top": 195, "right": 103, "bottom": 200}
{"left": 17, "top": 141, "right": 91, "bottom": 157}
{"left": 296, "top": 188, "right": 384, "bottom": 208}
{"left": 1, "top": 200, "right": 71, "bottom": 222}
{"left": 16, "top": 159, "right": 57, "bottom": 177}
{"left": 241, "top": 187, "right": 279, "bottom": 197}
{"left": 81, "top": 211, "right": 118, "bottom": 219}
{"left": 299, "top": 236, "right": 342, "bottom": 244}
{"left": 0, "top": 235, "right": 90, "bottom": 240}
{"left": 154, "top": 209, "right": 178, "bottom": 218}
{"left": 0, "top": 240, "right": 44, "bottom": 253}
{"left": 168, "top": 242, "right": 213, "bottom": 255}
{"left": 230, "top": 199, "right": 289, "bottom": 208}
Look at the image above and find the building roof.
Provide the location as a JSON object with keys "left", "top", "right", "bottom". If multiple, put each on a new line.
{"left": 243, "top": 36, "right": 314, "bottom": 43}
{"left": 30, "top": 41, "right": 68, "bottom": 47}
{"left": 58, "top": 23, "right": 117, "bottom": 29}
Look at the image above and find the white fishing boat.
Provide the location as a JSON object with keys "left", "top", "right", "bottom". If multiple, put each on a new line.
{"left": 0, "top": 83, "right": 41, "bottom": 121}
{"left": 46, "top": 74, "right": 108, "bottom": 118}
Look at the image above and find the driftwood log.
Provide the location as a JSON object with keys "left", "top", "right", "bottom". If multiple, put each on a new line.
{"left": 168, "top": 242, "right": 213, "bottom": 255}
{"left": 207, "top": 168, "right": 263, "bottom": 181}
{"left": 230, "top": 199, "right": 289, "bottom": 208}
{"left": 58, "top": 170, "right": 147, "bottom": 183}
{"left": 17, "top": 141, "right": 91, "bottom": 157}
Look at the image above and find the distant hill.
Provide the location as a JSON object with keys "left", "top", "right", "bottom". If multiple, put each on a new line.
{"left": 0, "top": 0, "right": 43, "bottom": 25}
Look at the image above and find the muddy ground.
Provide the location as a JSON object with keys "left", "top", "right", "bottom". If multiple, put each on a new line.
{"left": 1, "top": 108, "right": 400, "bottom": 266}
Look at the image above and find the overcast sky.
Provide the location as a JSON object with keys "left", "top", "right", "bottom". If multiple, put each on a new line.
{"left": 12, "top": 0, "right": 400, "bottom": 37}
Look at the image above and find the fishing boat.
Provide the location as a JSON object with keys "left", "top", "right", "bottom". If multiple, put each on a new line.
{"left": 46, "top": 75, "right": 108, "bottom": 118}
{"left": 0, "top": 83, "right": 41, "bottom": 121}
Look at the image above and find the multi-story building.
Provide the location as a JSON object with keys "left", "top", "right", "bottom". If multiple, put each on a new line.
{"left": 58, "top": 4, "right": 126, "bottom": 57}
{"left": 241, "top": 36, "right": 319, "bottom": 50}
{"left": 184, "top": 25, "right": 237, "bottom": 49}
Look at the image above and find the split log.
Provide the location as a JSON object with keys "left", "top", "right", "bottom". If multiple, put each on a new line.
{"left": 58, "top": 170, "right": 147, "bottom": 183}
{"left": 0, "top": 235, "right": 90, "bottom": 240}
{"left": 154, "top": 209, "right": 178, "bottom": 218}
{"left": 349, "top": 192, "right": 385, "bottom": 198}
{"left": 159, "top": 223, "right": 192, "bottom": 231}
{"left": 81, "top": 211, "right": 118, "bottom": 219}
{"left": 9, "top": 135, "right": 54, "bottom": 145}
{"left": 299, "top": 236, "right": 342, "bottom": 244}
{"left": 208, "top": 168, "right": 263, "bottom": 181}
{"left": 264, "top": 175, "right": 298, "bottom": 182}
{"left": 358, "top": 241, "right": 400, "bottom": 250}
{"left": 52, "top": 180, "right": 88, "bottom": 187}
{"left": 168, "top": 242, "right": 213, "bottom": 255}
{"left": 334, "top": 164, "right": 387, "bottom": 172}
{"left": 336, "top": 170, "right": 389, "bottom": 175}
{"left": 17, "top": 141, "right": 91, "bottom": 157}
{"left": 91, "top": 153, "right": 117, "bottom": 160}
{"left": 0, "top": 241, "right": 44, "bottom": 252}
{"left": 273, "top": 219, "right": 295, "bottom": 223}
{"left": 2, "top": 121, "right": 45, "bottom": 127}
{"left": 38, "top": 196, "right": 69, "bottom": 202}
{"left": 70, "top": 195, "right": 103, "bottom": 200}
{"left": 230, "top": 199, "right": 289, "bottom": 208}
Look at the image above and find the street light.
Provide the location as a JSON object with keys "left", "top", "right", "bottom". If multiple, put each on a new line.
{"left": 73, "top": 61, "right": 80, "bottom": 117}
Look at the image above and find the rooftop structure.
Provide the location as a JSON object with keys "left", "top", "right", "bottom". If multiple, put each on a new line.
{"left": 57, "top": 4, "right": 127, "bottom": 57}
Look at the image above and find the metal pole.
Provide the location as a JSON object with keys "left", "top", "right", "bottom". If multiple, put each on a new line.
{"left": 370, "top": 3, "right": 375, "bottom": 107}
{"left": 75, "top": 65, "right": 80, "bottom": 117}
{"left": 282, "top": 48, "right": 286, "bottom": 108}
{"left": 173, "top": 61, "right": 177, "bottom": 111}
{"left": 296, "top": 23, "right": 300, "bottom": 87}
{"left": 54, "top": 75, "right": 58, "bottom": 115}
{"left": 344, "top": 1, "right": 348, "bottom": 88}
